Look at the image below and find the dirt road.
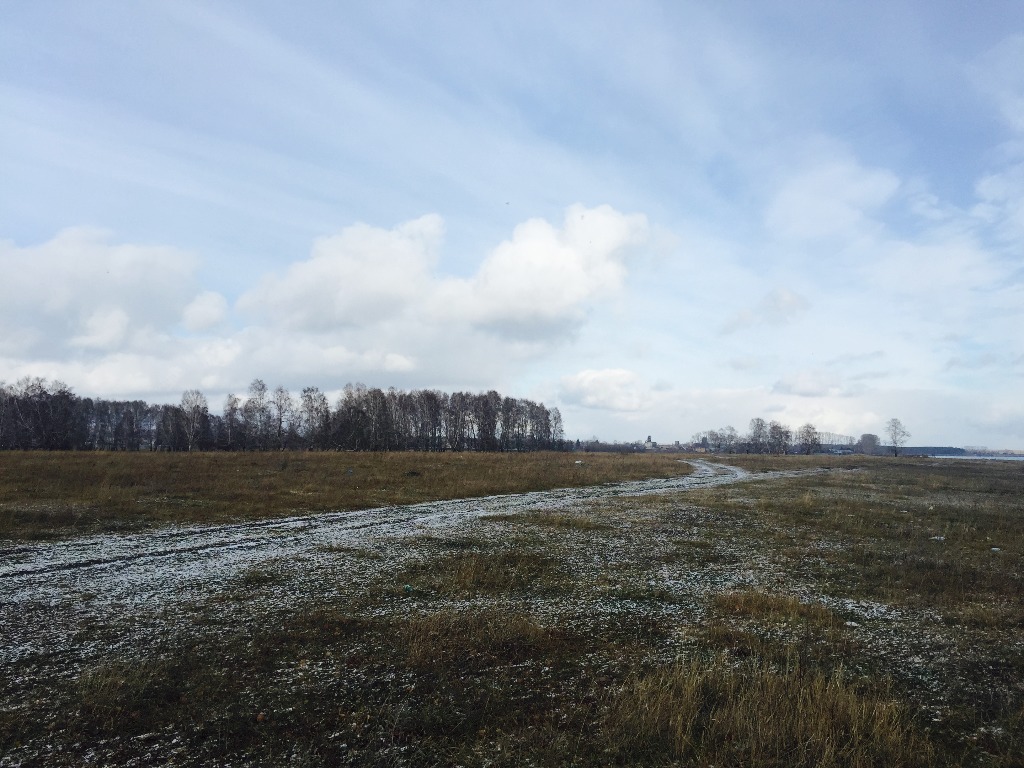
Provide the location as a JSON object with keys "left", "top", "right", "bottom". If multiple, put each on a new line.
{"left": 1, "top": 460, "right": 825, "bottom": 671}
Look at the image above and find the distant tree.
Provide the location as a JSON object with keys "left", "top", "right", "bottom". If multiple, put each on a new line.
{"left": 857, "top": 433, "right": 880, "bottom": 455}
{"left": 424, "top": 390, "right": 447, "bottom": 451}
{"left": 747, "top": 418, "right": 768, "bottom": 454}
{"left": 243, "top": 379, "right": 271, "bottom": 449}
{"left": 299, "top": 386, "right": 331, "bottom": 450}
{"left": 154, "top": 404, "right": 187, "bottom": 451}
{"left": 180, "top": 389, "right": 209, "bottom": 452}
{"left": 0, "top": 381, "right": 11, "bottom": 449}
{"left": 550, "top": 407, "right": 564, "bottom": 448}
{"left": 270, "top": 386, "right": 295, "bottom": 450}
{"left": 222, "top": 394, "right": 242, "bottom": 450}
{"left": 767, "top": 421, "right": 792, "bottom": 455}
{"left": 796, "top": 423, "right": 821, "bottom": 455}
{"left": 473, "top": 391, "right": 501, "bottom": 451}
{"left": 886, "top": 418, "right": 910, "bottom": 457}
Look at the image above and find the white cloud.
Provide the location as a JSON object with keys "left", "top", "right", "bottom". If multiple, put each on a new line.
{"left": 772, "top": 370, "right": 852, "bottom": 398}
{"left": 973, "top": 162, "right": 1024, "bottom": 242}
{"left": 720, "top": 288, "right": 810, "bottom": 334}
{"left": 435, "top": 204, "right": 649, "bottom": 340}
{"left": 764, "top": 157, "right": 899, "bottom": 240}
{"left": 0, "top": 228, "right": 198, "bottom": 356}
{"left": 69, "top": 307, "right": 130, "bottom": 350}
{"left": 182, "top": 291, "right": 228, "bottom": 331}
{"left": 970, "top": 34, "right": 1024, "bottom": 134}
{"left": 868, "top": 238, "right": 1004, "bottom": 299}
{"left": 235, "top": 204, "right": 648, "bottom": 365}
{"left": 0, "top": 227, "right": 196, "bottom": 313}
{"left": 559, "top": 368, "right": 650, "bottom": 412}
{"left": 4, "top": 210, "right": 650, "bottom": 400}
{"left": 237, "top": 215, "right": 444, "bottom": 330}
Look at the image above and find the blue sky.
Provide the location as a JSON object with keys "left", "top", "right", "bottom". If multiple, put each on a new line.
{"left": 2, "top": 1, "right": 1023, "bottom": 447}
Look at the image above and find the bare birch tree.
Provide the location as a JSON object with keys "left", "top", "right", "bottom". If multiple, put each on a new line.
{"left": 886, "top": 418, "right": 910, "bottom": 457}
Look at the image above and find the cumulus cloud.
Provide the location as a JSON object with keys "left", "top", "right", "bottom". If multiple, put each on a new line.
{"left": 720, "top": 288, "right": 810, "bottom": 334}
{"left": 0, "top": 228, "right": 198, "bottom": 356}
{"left": 0, "top": 206, "right": 650, "bottom": 399}
{"left": 237, "top": 205, "right": 646, "bottom": 343}
{"left": 0, "top": 227, "right": 196, "bottom": 313}
{"left": 237, "top": 215, "right": 444, "bottom": 329}
{"left": 764, "top": 157, "right": 899, "bottom": 240}
{"left": 464, "top": 204, "right": 647, "bottom": 337}
{"left": 182, "top": 291, "right": 228, "bottom": 331}
{"left": 69, "top": 307, "right": 131, "bottom": 350}
{"left": 559, "top": 368, "right": 650, "bottom": 412}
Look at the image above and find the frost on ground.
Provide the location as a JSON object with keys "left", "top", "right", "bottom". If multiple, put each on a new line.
{"left": 1, "top": 458, "right": 1020, "bottom": 767}
{"left": 0, "top": 461, "right": 751, "bottom": 666}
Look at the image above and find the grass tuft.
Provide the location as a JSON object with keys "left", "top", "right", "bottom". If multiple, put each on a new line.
{"left": 605, "top": 656, "right": 935, "bottom": 767}
{"left": 398, "top": 548, "right": 564, "bottom": 596}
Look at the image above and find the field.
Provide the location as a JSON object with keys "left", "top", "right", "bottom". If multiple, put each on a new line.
{"left": 1, "top": 453, "right": 1022, "bottom": 766}
{"left": 0, "top": 450, "right": 694, "bottom": 539}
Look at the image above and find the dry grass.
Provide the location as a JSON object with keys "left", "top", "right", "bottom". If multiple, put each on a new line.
{"left": 397, "top": 547, "right": 565, "bottom": 596}
{"left": 481, "top": 509, "right": 615, "bottom": 530}
{"left": 714, "top": 590, "right": 839, "bottom": 630}
{"left": 605, "top": 656, "right": 935, "bottom": 767}
{"left": 4, "top": 456, "right": 1023, "bottom": 766}
{"left": 0, "top": 450, "right": 693, "bottom": 539}
{"left": 404, "top": 609, "right": 574, "bottom": 668}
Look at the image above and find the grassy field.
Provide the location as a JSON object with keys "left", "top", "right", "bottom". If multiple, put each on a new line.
{"left": 1, "top": 454, "right": 1022, "bottom": 766}
{"left": 0, "top": 450, "right": 693, "bottom": 539}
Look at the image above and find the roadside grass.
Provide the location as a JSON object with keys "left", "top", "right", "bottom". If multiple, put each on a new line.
{"left": 0, "top": 450, "right": 693, "bottom": 540}
{"left": 3, "top": 456, "right": 1022, "bottom": 766}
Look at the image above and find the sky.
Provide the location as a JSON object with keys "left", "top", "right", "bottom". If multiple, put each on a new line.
{"left": 2, "top": 1, "right": 1023, "bottom": 448}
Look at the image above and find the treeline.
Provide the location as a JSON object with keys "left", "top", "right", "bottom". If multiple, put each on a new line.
{"left": 691, "top": 419, "right": 858, "bottom": 455}
{"left": 0, "top": 377, "right": 565, "bottom": 452}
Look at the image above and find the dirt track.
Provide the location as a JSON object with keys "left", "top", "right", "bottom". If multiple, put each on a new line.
{"left": 0, "top": 460, "right": 833, "bottom": 673}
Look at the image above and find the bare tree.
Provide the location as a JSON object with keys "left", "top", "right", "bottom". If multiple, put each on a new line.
{"left": 767, "top": 421, "right": 792, "bottom": 455}
{"left": 223, "top": 394, "right": 242, "bottom": 450}
{"left": 270, "top": 386, "right": 295, "bottom": 450}
{"left": 180, "top": 389, "right": 208, "bottom": 451}
{"left": 886, "top": 418, "right": 910, "bottom": 457}
{"left": 747, "top": 418, "right": 768, "bottom": 454}
{"left": 299, "top": 386, "right": 331, "bottom": 450}
{"left": 857, "top": 433, "right": 880, "bottom": 455}
{"left": 550, "top": 407, "right": 564, "bottom": 447}
{"left": 242, "top": 379, "right": 271, "bottom": 450}
{"left": 796, "top": 423, "right": 821, "bottom": 455}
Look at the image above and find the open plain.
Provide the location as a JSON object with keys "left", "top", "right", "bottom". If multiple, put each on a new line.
{"left": 0, "top": 453, "right": 1021, "bottom": 766}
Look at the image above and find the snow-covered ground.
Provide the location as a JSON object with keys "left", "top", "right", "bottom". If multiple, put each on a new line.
{"left": 3, "top": 458, "right": 1016, "bottom": 766}
{"left": 1, "top": 460, "right": 837, "bottom": 671}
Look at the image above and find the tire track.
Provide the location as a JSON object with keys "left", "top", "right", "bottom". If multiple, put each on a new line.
{"left": 0, "top": 460, "right": 837, "bottom": 588}
{"left": 0, "top": 460, "right": 752, "bottom": 582}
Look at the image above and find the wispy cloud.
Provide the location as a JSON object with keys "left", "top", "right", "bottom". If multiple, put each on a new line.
{"left": 3, "top": 3, "right": 1024, "bottom": 446}
{"left": 719, "top": 288, "right": 810, "bottom": 335}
